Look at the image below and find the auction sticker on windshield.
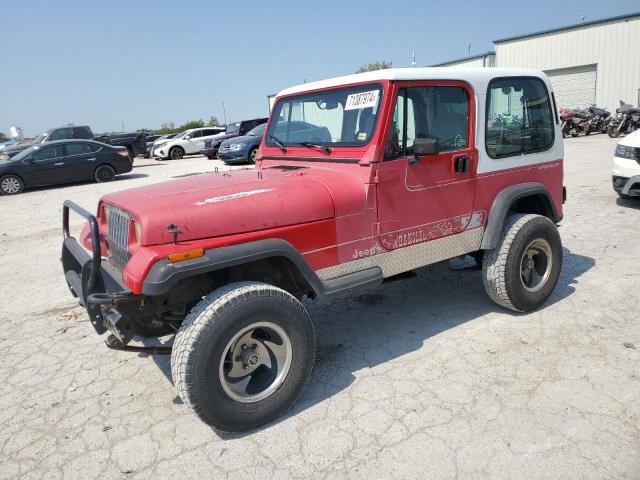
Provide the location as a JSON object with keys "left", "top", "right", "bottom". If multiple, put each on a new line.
{"left": 344, "top": 90, "right": 379, "bottom": 111}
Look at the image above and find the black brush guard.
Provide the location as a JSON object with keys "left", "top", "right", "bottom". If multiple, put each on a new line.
{"left": 61, "top": 200, "right": 138, "bottom": 342}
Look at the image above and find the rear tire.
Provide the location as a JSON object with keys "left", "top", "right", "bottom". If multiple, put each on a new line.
{"left": 608, "top": 126, "right": 620, "bottom": 138}
{"left": 94, "top": 165, "right": 116, "bottom": 182}
{"left": 0, "top": 174, "right": 23, "bottom": 195}
{"left": 169, "top": 146, "right": 185, "bottom": 160}
{"left": 482, "top": 214, "right": 562, "bottom": 312}
{"left": 171, "top": 281, "right": 315, "bottom": 432}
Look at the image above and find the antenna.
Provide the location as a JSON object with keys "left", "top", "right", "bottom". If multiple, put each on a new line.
{"left": 411, "top": 51, "right": 416, "bottom": 68}
{"left": 467, "top": 43, "right": 471, "bottom": 55}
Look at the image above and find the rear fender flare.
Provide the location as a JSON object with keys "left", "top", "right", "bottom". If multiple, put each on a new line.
{"left": 480, "top": 182, "right": 560, "bottom": 250}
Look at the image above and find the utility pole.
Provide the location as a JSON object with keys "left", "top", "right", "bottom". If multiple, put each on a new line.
{"left": 467, "top": 43, "right": 471, "bottom": 56}
{"left": 121, "top": 120, "right": 125, "bottom": 133}
{"left": 222, "top": 102, "right": 227, "bottom": 126}
{"left": 411, "top": 51, "right": 416, "bottom": 68}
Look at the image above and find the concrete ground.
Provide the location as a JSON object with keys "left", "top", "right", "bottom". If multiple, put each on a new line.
{"left": 0, "top": 139, "right": 638, "bottom": 479}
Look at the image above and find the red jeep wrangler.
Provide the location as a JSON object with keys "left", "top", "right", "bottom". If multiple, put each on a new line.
{"left": 62, "top": 68, "right": 564, "bottom": 431}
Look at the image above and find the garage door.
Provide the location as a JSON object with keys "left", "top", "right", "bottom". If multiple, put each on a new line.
{"left": 544, "top": 64, "right": 597, "bottom": 109}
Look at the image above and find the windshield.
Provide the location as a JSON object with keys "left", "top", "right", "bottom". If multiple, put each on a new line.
{"left": 9, "top": 144, "right": 39, "bottom": 162}
{"left": 32, "top": 134, "right": 46, "bottom": 144}
{"left": 247, "top": 124, "right": 266, "bottom": 136}
{"left": 173, "top": 130, "right": 190, "bottom": 139}
{"left": 226, "top": 122, "right": 240, "bottom": 134}
{"left": 266, "top": 83, "right": 383, "bottom": 148}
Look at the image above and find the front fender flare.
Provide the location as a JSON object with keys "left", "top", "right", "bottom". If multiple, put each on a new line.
{"left": 141, "top": 238, "right": 382, "bottom": 298}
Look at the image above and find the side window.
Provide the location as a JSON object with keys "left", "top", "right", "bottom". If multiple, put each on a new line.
{"left": 189, "top": 130, "right": 203, "bottom": 139}
{"left": 87, "top": 143, "right": 102, "bottom": 152}
{"left": 486, "top": 77, "right": 554, "bottom": 158}
{"left": 48, "top": 128, "right": 73, "bottom": 141}
{"left": 65, "top": 143, "right": 94, "bottom": 155}
{"left": 73, "top": 127, "right": 92, "bottom": 139}
{"left": 32, "top": 145, "right": 63, "bottom": 161}
{"left": 385, "top": 86, "right": 469, "bottom": 160}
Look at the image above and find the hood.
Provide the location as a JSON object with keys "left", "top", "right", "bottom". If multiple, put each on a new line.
{"left": 2, "top": 143, "right": 31, "bottom": 155}
{"left": 100, "top": 167, "right": 340, "bottom": 245}
{"left": 619, "top": 129, "right": 640, "bottom": 147}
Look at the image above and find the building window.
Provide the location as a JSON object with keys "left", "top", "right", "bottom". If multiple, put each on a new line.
{"left": 486, "top": 77, "right": 554, "bottom": 158}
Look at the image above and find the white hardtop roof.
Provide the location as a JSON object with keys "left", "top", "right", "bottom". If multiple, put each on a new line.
{"left": 277, "top": 67, "right": 549, "bottom": 97}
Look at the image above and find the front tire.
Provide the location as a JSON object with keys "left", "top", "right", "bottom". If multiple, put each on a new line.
{"left": 482, "top": 214, "right": 562, "bottom": 312}
{"left": 248, "top": 146, "right": 258, "bottom": 163}
{"left": 169, "top": 146, "right": 185, "bottom": 160}
{"left": 0, "top": 174, "right": 24, "bottom": 195}
{"left": 608, "top": 126, "right": 620, "bottom": 138}
{"left": 94, "top": 165, "right": 115, "bottom": 182}
{"left": 171, "top": 281, "right": 315, "bottom": 431}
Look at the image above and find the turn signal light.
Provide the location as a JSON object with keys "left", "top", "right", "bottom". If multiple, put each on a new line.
{"left": 168, "top": 248, "right": 205, "bottom": 263}
{"left": 116, "top": 150, "right": 130, "bottom": 157}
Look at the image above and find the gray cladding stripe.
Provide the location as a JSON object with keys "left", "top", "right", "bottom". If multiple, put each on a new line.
{"left": 316, "top": 228, "right": 484, "bottom": 281}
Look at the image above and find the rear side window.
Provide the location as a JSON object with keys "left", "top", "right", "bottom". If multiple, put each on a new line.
{"left": 48, "top": 128, "right": 73, "bottom": 141}
{"left": 65, "top": 142, "right": 95, "bottom": 155}
{"left": 486, "top": 77, "right": 554, "bottom": 158}
{"left": 73, "top": 127, "right": 92, "bottom": 139}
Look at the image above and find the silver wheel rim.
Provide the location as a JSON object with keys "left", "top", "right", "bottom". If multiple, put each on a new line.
{"left": 171, "top": 148, "right": 183, "bottom": 159}
{"left": 219, "top": 321, "right": 292, "bottom": 403}
{"left": 250, "top": 149, "right": 257, "bottom": 162}
{"left": 1, "top": 177, "right": 20, "bottom": 194}
{"left": 520, "top": 238, "right": 553, "bottom": 293}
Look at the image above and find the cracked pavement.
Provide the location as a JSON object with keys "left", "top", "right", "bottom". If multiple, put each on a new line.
{"left": 1, "top": 137, "right": 639, "bottom": 479}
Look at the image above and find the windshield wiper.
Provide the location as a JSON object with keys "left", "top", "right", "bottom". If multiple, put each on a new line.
{"left": 298, "top": 141, "right": 332, "bottom": 154}
{"left": 268, "top": 134, "right": 287, "bottom": 152}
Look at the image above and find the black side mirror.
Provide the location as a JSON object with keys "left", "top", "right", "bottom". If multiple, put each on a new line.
{"left": 411, "top": 138, "right": 438, "bottom": 164}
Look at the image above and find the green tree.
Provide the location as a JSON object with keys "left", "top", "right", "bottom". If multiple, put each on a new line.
{"left": 178, "top": 119, "right": 205, "bottom": 130}
{"left": 0, "top": 132, "right": 7, "bottom": 141}
{"left": 356, "top": 60, "right": 392, "bottom": 73}
{"left": 156, "top": 122, "right": 177, "bottom": 135}
{"left": 206, "top": 116, "right": 220, "bottom": 127}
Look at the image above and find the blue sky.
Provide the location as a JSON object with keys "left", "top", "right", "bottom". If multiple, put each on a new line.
{"left": 1, "top": 0, "right": 638, "bottom": 136}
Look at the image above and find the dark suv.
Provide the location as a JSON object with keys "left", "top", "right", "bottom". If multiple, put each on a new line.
{"left": 202, "top": 118, "right": 268, "bottom": 159}
{"left": 1, "top": 126, "right": 93, "bottom": 159}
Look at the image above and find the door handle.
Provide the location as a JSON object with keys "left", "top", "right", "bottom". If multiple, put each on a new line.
{"left": 453, "top": 155, "right": 470, "bottom": 173}
{"left": 87, "top": 158, "right": 96, "bottom": 162}
{"left": 54, "top": 162, "right": 64, "bottom": 166}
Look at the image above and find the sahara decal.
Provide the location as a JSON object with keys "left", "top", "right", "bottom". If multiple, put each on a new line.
{"left": 380, "top": 211, "right": 486, "bottom": 250}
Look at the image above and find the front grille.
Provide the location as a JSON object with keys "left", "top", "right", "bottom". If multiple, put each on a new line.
{"left": 105, "top": 205, "right": 132, "bottom": 270}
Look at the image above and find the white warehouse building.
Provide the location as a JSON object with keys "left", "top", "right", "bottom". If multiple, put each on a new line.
{"left": 433, "top": 12, "right": 640, "bottom": 110}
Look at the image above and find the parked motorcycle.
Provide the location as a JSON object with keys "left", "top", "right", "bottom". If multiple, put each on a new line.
{"left": 586, "top": 105, "right": 611, "bottom": 134}
{"left": 560, "top": 108, "right": 589, "bottom": 137}
{"left": 608, "top": 100, "right": 640, "bottom": 138}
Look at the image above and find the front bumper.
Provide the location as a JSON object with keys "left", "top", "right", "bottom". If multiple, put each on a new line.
{"left": 61, "top": 200, "right": 139, "bottom": 343}
{"left": 613, "top": 175, "right": 640, "bottom": 197}
{"left": 202, "top": 146, "right": 218, "bottom": 158}
{"left": 217, "top": 148, "right": 249, "bottom": 163}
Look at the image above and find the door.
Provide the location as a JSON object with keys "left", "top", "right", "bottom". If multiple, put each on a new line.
{"left": 545, "top": 64, "right": 596, "bottom": 109}
{"left": 63, "top": 142, "right": 100, "bottom": 180}
{"left": 375, "top": 81, "right": 480, "bottom": 254}
{"left": 184, "top": 129, "right": 204, "bottom": 153}
{"left": 27, "top": 144, "right": 68, "bottom": 185}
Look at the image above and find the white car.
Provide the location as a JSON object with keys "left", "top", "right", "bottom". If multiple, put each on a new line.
{"left": 153, "top": 127, "right": 224, "bottom": 160}
{"left": 612, "top": 129, "right": 640, "bottom": 199}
